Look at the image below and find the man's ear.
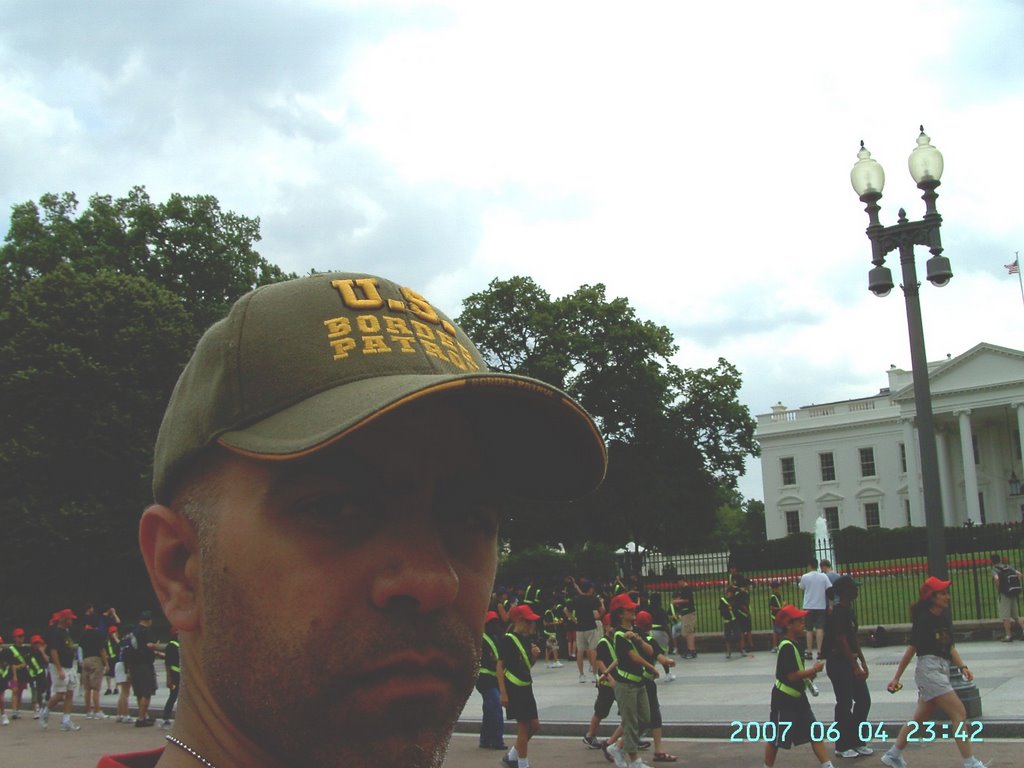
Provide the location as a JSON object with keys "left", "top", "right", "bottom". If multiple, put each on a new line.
{"left": 139, "top": 505, "right": 201, "bottom": 631}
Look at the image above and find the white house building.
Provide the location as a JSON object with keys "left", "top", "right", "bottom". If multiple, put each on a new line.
{"left": 756, "top": 343, "right": 1024, "bottom": 540}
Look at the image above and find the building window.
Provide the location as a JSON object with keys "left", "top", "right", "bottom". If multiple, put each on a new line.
{"left": 819, "top": 452, "right": 836, "bottom": 482}
{"left": 824, "top": 506, "right": 839, "bottom": 533}
{"left": 781, "top": 457, "right": 796, "bottom": 486}
{"left": 859, "top": 447, "right": 876, "bottom": 478}
{"left": 978, "top": 492, "right": 986, "bottom": 524}
{"left": 905, "top": 498, "right": 911, "bottom": 526}
{"left": 865, "top": 502, "right": 880, "bottom": 529}
{"left": 785, "top": 509, "right": 800, "bottom": 535}
{"left": 899, "top": 442, "right": 907, "bottom": 474}
{"left": 972, "top": 434, "right": 980, "bottom": 465}
{"left": 1015, "top": 429, "right": 1021, "bottom": 461}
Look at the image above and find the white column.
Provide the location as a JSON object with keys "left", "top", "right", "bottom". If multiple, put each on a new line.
{"left": 901, "top": 418, "right": 923, "bottom": 526}
{"left": 957, "top": 410, "right": 982, "bottom": 525}
{"left": 1015, "top": 403, "right": 1024, "bottom": 476}
{"left": 936, "top": 429, "right": 956, "bottom": 525}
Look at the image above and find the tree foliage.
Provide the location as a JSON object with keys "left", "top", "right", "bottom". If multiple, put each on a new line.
{"left": 458, "top": 276, "right": 759, "bottom": 554}
{"left": 0, "top": 188, "right": 292, "bottom": 628}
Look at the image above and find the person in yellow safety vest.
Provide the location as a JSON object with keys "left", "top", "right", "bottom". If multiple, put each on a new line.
{"left": 0, "top": 635, "right": 15, "bottom": 726}
{"left": 7, "top": 628, "right": 32, "bottom": 720}
{"left": 582, "top": 613, "right": 618, "bottom": 749}
{"left": 635, "top": 611, "right": 678, "bottom": 762}
{"left": 160, "top": 628, "right": 180, "bottom": 728}
{"left": 523, "top": 582, "right": 543, "bottom": 608}
{"left": 476, "top": 611, "right": 508, "bottom": 751}
{"left": 543, "top": 605, "right": 564, "bottom": 668}
{"left": 720, "top": 586, "right": 739, "bottom": 660}
{"left": 603, "top": 592, "right": 660, "bottom": 768}
{"left": 762, "top": 605, "right": 833, "bottom": 768}
{"left": 104, "top": 627, "right": 119, "bottom": 695}
{"left": 497, "top": 604, "right": 542, "bottom": 768}
{"left": 28, "top": 635, "right": 50, "bottom": 719}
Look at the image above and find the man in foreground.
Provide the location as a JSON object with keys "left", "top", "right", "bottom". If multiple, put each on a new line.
{"left": 99, "top": 271, "right": 607, "bottom": 768}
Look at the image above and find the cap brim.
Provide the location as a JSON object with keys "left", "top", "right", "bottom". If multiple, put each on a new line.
{"left": 217, "top": 372, "right": 607, "bottom": 500}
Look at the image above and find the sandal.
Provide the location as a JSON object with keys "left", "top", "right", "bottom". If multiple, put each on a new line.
{"left": 653, "top": 753, "right": 678, "bottom": 762}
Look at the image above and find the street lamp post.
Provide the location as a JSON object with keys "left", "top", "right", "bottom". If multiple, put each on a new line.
{"left": 851, "top": 127, "right": 953, "bottom": 580}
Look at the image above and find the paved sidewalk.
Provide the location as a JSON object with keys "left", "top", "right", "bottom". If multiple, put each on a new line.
{"left": 4, "top": 638, "right": 1018, "bottom": 766}
{"left": 455, "top": 639, "right": 1024, "bottom": 739}
{"left": 2, "top": 724, "right": 1020, "bottom": 767}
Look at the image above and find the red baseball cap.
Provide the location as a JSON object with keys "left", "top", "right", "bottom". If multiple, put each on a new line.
{"left": 920, "top": 576, "right": 952, "bottom": 601}
{"left": 635, "top": 610, "right": 653, "bottom": 629}
{"left": 107, "top": 626, "right": 119, "bottom": 634}
{"left": 510, "top": 604, "right": 540, "bottom": 623}
{"left": 610, "top": 593, "right": 639, "bottom": 612}
{"left": 775, "top": 604, "right": 809, "bottom": 627}
{"left": 484, "top": 611, "right": 500, "bottom": 623}
{"left": 12, "top": 628, "right": 25, "bottom": 637}
{"left": 30, "top": 634, "right": 44, "bottom": 644}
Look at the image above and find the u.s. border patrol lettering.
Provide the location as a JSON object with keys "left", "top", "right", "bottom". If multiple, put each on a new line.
{"left": 325, "top": 278, "right": 479, "bottom": 369}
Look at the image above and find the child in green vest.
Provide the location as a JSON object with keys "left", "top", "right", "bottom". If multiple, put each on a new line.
{"left": 763, "top": 605, "right": 833, "bottom": 768}
{"left": 498, "top": 604, "right": 542, "bottom": 768}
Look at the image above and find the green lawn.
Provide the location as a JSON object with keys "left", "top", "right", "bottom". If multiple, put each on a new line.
{"left": 649, "top": 553, "right": 1019, "bottom": 632}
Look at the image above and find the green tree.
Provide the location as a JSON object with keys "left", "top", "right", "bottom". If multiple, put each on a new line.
{"left": 0, "top": 188, "right": 293, "bottom": 628}
{"left": 458, "top": 276, "right": 759, "bottom": 553}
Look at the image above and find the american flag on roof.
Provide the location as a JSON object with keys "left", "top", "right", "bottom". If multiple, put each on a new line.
{"left": 1006, "top": 258, "right": 1019, "bottom": 275}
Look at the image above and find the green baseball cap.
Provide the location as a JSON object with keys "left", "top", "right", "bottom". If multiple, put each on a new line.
{"left": 153, "top": 272, "right": 607, "bottom": 504}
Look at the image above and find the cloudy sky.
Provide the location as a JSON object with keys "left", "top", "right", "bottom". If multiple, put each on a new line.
{"left": 3, "top": 0, "right": 1023, "bottom": 502}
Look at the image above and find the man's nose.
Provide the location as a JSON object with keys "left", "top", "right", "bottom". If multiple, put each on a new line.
{"left": 369, "top": 519, "right": 460, "bottom": 613}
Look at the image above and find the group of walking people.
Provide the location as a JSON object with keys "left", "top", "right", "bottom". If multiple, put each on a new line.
{"left": 481, "top": 562, "right": 1008, "bottom": 768}
{"left": 0, "top": 604, "right": 179, "bottom": 732}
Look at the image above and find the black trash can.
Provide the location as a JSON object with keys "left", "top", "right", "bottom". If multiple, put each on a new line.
{"left": 936, "top": 665, "right": 982, "bottom": 720}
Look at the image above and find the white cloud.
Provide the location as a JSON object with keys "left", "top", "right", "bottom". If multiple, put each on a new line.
{"left": 1, "top": 0, "right": 1022, "bottom": 505}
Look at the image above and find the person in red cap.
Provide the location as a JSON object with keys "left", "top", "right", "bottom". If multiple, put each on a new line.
{"left": 476, "top": 610, "right": 507, "bottom": 751}
{"left": 635, "top": 610, "right": 677, "bottom": 762}
{"left": 7, "top": 628, "right": 32, "bottom": 721}
{"left": 498, "top": 603, "right": 542, "bottom": 768}
{"left": 880, "top": 577, "right": 989, "bottom": 768}
{"left": 28, "top": 634, "right": 49, "bottom": 719}
{"left": 762, "top": 604, "right": 833, "bottom": 768}
{"left": 102, "top": 273, "right": 606, "bottom": 768}
{"left": 604, "top": 592, "right": 660, "bottom": 768}
{"left": 43, "top": 608, "right": 80, "bottom": 731}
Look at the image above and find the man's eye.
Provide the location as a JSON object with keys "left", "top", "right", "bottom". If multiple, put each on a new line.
{"left": 438, "top": 499, "right": 499, "bottom": 535}
{"left": 295, "top": 494, "right": 372, "bottom": 524}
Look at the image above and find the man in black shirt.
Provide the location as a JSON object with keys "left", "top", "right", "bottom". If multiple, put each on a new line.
{"left": 571, "top": 578, "right": 604, "bottom": 683}
{"left": 78, "top": 623, "right": 109, "bottom": 720}
{"left": 822, "top": 575, "right": 872, "bottom": 758}
{"left": 128, "top": 611, "right": 161, "bottom": 727}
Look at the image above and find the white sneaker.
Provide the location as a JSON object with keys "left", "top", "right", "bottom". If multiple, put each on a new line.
{"left": 1, "top": 715, "right": 9, "bottom": 726}
{"left": 60, "top": 720, "right": 81, "bottom": 732}
{"left": 881, "top": 751, "right": 908, "bottom": 768}
{"left": 605, "top": 742, "right": 627, "bottom": 768}
{"left": 962, "top": 760, "right": 989, "bottom": 768}
{"left": 579, "top": 673, "right": 588, "bottom": 683}
{"left": 835, "top": 748, "right": 859, "bottom": 758}
{"left": 39, "top": 707, "right": 49, "bottom": 728}
{"left": 855, "top": 746, "right": 874, "bottom": 755}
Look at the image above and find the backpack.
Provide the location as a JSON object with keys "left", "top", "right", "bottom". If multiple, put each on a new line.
{"left": 997, "top": 564, "right": 1022, "bottom": 597}
{"left": 117, "top": 632, "right": 136, "bottom": 664}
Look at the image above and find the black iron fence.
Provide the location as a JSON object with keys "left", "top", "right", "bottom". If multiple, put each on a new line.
{"left": 622, "top": 525, "right": 1024, "bottom": 633}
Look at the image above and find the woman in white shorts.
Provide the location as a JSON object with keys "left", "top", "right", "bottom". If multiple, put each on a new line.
{"left": 880, "top": 576, "right": 987, "bottom": 768}
{"left": 113, "top": 637, "right": 132, "bottom": 723}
